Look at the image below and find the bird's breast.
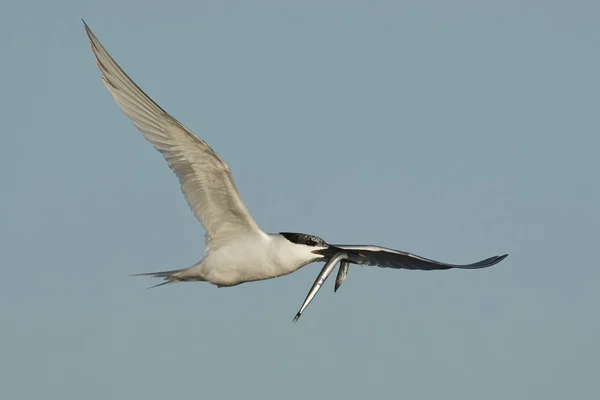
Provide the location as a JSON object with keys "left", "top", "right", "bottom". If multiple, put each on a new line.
{"left": 201, "top": 236, "right": 307, "bottom": 286}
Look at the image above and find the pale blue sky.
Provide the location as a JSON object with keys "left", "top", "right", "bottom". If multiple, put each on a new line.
{"left": 2, "top": 1, "right": 599, "bottom": 399}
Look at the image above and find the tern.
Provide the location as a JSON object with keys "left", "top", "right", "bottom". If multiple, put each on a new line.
{"left": 84, "top": 21, "right": 508, "bottom": 321}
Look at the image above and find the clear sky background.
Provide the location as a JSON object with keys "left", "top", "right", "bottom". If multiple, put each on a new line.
{"left": 2, "top": 1, "right": 599, "bottom": 399}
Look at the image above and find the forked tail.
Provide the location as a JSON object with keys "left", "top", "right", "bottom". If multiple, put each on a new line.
{"left": 132, "top": 267, "right": 204, "bottom": 289}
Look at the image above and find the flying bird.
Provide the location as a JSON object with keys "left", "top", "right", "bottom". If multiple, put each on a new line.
{"left": 83, "top": 21, "right": 508, "bottom": 322}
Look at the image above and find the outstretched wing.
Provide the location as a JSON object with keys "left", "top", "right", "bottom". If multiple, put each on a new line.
{"left": 84, "top": 21, "right": 263, "bottom": 252}
{"left": 294, "top": 246, "right": 508, "bottom": 320}
{"left": 333, "top": 245, "right": 508, "bottom": 270}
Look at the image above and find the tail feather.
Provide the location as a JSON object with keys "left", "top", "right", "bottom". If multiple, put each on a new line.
{"left": 146, "top": 280, "right": 178, "bottom": 290}
{"left": 132, "top": 267, "right": 203, "bottom": 289}
{"left": 131, "top": 269, "right": 185, "bottom": 278}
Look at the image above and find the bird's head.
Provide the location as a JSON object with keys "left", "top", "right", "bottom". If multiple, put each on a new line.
{"left": 279, "top": 232, "right": 331, "bottom": 256}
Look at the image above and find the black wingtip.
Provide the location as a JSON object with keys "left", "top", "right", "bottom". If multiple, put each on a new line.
{"left": 82, "top": 19, "right": 94, "bottom": 40}
{"left": 454, "top": 253, "right": 509, "bottom": 269}
{"left": 493, "top": 253, "right": 509, "bottom": 264}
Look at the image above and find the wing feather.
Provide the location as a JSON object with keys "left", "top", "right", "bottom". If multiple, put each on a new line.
{"left": 84, "top": 22, "right": 263, "bottom": 252}
{"left": 333, "top": 245, "right": 508, "bottom": 270}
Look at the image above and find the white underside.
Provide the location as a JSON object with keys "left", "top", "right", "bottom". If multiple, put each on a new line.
{"left": 177, "top": 233, "right": 325, "bottom": 287}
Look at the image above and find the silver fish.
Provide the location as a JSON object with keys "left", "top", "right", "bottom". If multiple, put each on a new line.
{"left": 334, "top": 260, "right": 350, "bottom": 292}
{"left": 293, "top": 252, "right": 349, "bottom": 322}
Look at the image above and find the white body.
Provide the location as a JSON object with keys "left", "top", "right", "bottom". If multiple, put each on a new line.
{"left": 180, "top": 233, "right": 324, "bottom": 287}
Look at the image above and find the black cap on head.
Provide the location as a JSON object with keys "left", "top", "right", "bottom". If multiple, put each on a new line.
{"left": 280, "top": 232, "right": 328, "bottom": 247}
